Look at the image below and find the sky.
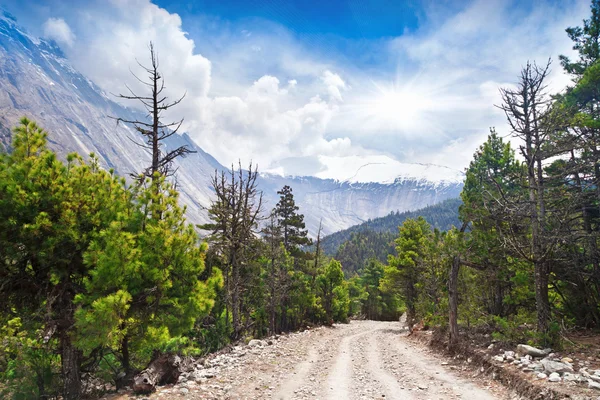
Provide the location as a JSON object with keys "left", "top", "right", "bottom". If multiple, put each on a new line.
{"left": 0, "top": 0, "right": 593, "bottom": 182}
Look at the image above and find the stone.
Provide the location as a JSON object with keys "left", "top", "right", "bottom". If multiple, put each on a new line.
{"left": 563, "top": 373, "right": 584, "bottom": 382}
{"left": 589, "top": 374, "right": 600, "bottom": 383}
{"left": 493, "top": 355, "right": 505, "bottom": 363}
{"left": 548, "top": 372, "right": 561, "bottom": 382}
{"left": 541, "top": 358, "right": 574, "bottom": 374}
{"left": 589, "top": 380, "right": 600, "bottom": 390}
{"left": 248, "top": 339, "right": 266, "bottom": 347}
{"left": 517, "top": 344, "right": 552, "bottom": 358}
{"left": 537, "top": 373, "right": 548, "bottom": 379}
{"left": 531, "top": 362, "right": 544, "bottom": 372}
{"left": 561, "top": 357, "right": 573, "bottom": 364}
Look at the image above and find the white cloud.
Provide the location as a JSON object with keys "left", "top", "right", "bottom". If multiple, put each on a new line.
{"left": 43, "top": 0, "right": 593, "bottom": 181}
{"left": 43, "top": 0, "right": 356, "bottom": 178}
{"left": 42, "top": 17, "right": 75, "bottom": 47}
{"left": 321, "top": 70, "right": 347, "bottom": 102}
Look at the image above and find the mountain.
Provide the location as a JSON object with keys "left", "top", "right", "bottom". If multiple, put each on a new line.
{"left": 321, "top": 198, "right": 462, "bottom": 257}
{"left": 0, "top": 12, "right": 463, "bottom": 236}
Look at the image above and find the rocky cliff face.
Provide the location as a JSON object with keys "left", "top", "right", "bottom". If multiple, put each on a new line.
{"left": 0, "top": 11, "right": 462, "bottom": 236}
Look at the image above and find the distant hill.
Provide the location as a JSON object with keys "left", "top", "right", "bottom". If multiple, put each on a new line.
{"left": 323, "top": 198, "right": 462, "bottom": 274}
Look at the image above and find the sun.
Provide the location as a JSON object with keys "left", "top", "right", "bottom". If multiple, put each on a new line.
{"left": 344, "top": 81, "right": 435, "bottom": 133}
{"left": 373, "top": 88, "right": 429, "bottom": 126}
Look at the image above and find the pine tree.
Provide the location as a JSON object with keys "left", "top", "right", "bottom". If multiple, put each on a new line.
{"left": 560, "top": 0, "right": 600, "bottom": 76}
{"left": 75, "top": 175, "right": 222, "bottom": 378}
{"left": 316, "top": 260, "right": 347, "bottom": 324}
{"left": 204, "top": 162, "right": 264, "bottom": 339}
{"left": 274, "top": 185, "right": 311, "bottom": 254}
{"left": 0, "top": 118, "right": 131, "bottom": 399}
{"left": 381, "top": 217, "right": 431, "bottom": 330}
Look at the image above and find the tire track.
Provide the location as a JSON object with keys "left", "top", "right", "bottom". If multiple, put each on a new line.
{"left": 365, "top": 331, "right": 415, "bottom": 399}
{"left": 380, "top": 329, "right": 498, "bottom": 399}
{"left": 325, "top": 328, "right": 376, "bottom": 399}
{"left": 274, "top": 346, "right": 319, "bottom": 399}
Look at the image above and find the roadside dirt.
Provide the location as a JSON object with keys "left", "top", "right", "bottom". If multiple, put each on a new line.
{"left": 107, "top": 320, "right": 514, "bottom": 399}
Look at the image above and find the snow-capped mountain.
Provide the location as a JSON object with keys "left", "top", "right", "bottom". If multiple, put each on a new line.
{"left": 0, "top": 11, "right": 463, "bottom": 236}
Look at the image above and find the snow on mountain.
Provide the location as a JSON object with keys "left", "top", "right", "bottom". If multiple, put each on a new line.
{"left": 0, "top": 12, "right": 463, "bottom": 236}
{"left": 314, "top": 154, "right": 464, "bottom": 186}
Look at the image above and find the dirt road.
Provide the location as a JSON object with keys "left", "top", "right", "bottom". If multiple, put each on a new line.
{"left": 130, "top": 320, "right": 511, "bottom": 399}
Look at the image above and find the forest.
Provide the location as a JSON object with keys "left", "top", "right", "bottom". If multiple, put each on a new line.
{"left": 321, "top": 198, "right": 462, "bottom": 274}
{"left": 3, "top": 1, "right": 600, "bottom": 399}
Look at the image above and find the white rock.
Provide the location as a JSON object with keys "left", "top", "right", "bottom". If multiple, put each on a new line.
{"left": 537, "top": 373, "right": 548, "bottom": 379}
{"left": 248, "top": 339, "right": 266, "bottom": 347}
{"left": 517, "top": 344, "right": 551, "bottom": 358}
{"left": 589, "top": 379, "right": 600, "bottom": 390}
{"left": 548, "top": 372, "right": 561, "bottom": 382}
{"left": 563, "top": 373, "right": 584, "bottom": 382}
{"left": 541, "top": 358, "right": 574, "bottom": 374}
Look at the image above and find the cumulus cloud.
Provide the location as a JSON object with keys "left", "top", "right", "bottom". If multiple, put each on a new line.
{"left": 42, "top": 17, "right": 75, "bottom": 47}
{"left": 38, "top": 0, "right": 593, "bottom": 180}
{"left": 41, "top": 0, "right": 357, "bottom": 177}
{"left": 321, "top": 70, "right": 347, "bottom": 102}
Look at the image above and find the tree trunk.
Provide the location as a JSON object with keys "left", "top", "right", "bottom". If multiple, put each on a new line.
{"left": 269, "top": 256, "right": 276, "bottom": 334}
{"left": 122, "top": 335, "right": 131, "bottom": 375}
{"left": 448, "top": 254, "right": 460, "bottom": 350}
{"left": 231, "top": 252, "right": 240, "bottom": 339}
{"left": 133, "top": 353, "right": 182, "bottom": 394}
{"left": 60, "top": 331, "right": 81, "bottom": 400}
{"left": 535, "top": 260, "right": 550, "bottom": 334}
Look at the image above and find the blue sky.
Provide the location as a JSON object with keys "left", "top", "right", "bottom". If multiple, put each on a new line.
{"left": 155, "top": 0, "right": 424, "bottom": 38}
{"left": 0, "top": 0, "right": 592, "bottom": 181}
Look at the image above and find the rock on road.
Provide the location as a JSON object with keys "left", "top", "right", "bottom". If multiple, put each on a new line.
{"left": 131, "top": 321, "right": 511, "bottom": 399}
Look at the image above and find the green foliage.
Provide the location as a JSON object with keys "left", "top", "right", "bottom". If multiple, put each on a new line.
{"left": 0, "top": 317, "right": 60, "bottom": 400}
{"left": 275, "top": 185, "right": 311, "bottom": 254}
{"left": 381, "top": 217, "right": 432, "bottom": 325}
{"left": 321, "top": 198, "right": 462, "bottom": 263}
{"left": 317, "top": 260, "right": 348, "bottom": 323}
{"left": 359, "top": 259, "right": 400, "bottom": 320}
{"left": 0, "top": 119, "right": 222, "bottom": 397}
{"left": 76, "top": 175, "right": 222, "bottom": 370}
{"left": 560, "top": 0, "right": 600, "bottom": 76}
{"left": 333, "top": 231, "right": 396, "bottom": 276}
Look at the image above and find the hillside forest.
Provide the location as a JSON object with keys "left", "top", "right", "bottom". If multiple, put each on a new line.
{"left": 3, "top": 2, "right": 600, "bottom": 399}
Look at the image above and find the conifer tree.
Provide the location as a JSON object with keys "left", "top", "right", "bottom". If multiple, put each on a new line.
{"left": 560, "top": 0, "right": 600, "bottom": 76}
{"left": 381, "top": 217, "right": 431, "bottom": 330}
{"left": 76, "top": 174, "right": 222, "bottom": 377}
{"left": 316, "top": 259, "right": 347, "bottom": 324}
{"left": 274, "top": 185, "right": 311, "bottom": 254}
{"left": 0, "top": 118, "right": 130, "bottom": 399}
{"left": 204, "top": 162, "right": 264, "bottom": 339}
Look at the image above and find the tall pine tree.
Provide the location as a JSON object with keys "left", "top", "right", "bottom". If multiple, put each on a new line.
{"left": 274, "top": 185, "right": 310, "bottom": 255}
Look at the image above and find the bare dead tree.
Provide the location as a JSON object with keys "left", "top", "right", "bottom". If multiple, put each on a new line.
{"left": 112, "top": 42, "right": 194, "bottom": 181}
{"left": 495, "top": 60, "right": 564, "bottom": 335}
{"left": 204, "top": 162, "right": 264, "bottom": 339}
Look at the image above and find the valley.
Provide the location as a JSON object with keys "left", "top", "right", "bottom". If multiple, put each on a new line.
{"left": 3, "top": 1, "right": 600, "bottom": 400}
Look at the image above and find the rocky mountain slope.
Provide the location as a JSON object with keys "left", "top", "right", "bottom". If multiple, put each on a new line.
{"left": 0, "top": 11, "right": 463, "bottom": 236}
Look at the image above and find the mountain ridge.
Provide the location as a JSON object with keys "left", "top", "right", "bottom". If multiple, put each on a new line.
{"left": 0, "top": 13, "right": 463, "bottom": 236}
